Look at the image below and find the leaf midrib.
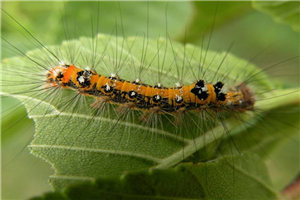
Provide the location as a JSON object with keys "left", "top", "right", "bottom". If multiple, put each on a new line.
{"left": 29, "top": 144, "right": 162, "bottom": 163}
{"left": 1, "top": 92, "right": 244, "bottom": 170}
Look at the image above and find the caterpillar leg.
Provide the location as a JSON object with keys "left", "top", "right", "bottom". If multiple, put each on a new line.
{"left": 115, "top": 102, "right": 136, "bottom": 113}
{"left": 173, "top": 107, "right": 187, "bottom": 125}
{"left": 139, "top": 106, "right": 162, "bottom": 122}
{"left": 91, "top": 96, "right": 111, "bottom": 109}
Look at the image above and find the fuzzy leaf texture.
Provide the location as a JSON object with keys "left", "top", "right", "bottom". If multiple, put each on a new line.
{"left": 1, "top": 34, "right": 300, "bottom": 198}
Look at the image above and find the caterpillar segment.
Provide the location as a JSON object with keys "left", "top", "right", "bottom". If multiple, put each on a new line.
{"left": 46, "top": 64, "right": 255, "bottom": 120}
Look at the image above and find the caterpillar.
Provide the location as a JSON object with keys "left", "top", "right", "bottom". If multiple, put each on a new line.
{"left": 1, "top": 1, "right": 299, "bottom": 199}
{"left": 47, "top": 63, "right": 254, "bottom": 115}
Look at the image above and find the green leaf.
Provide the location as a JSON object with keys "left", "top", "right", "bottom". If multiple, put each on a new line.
{"left": 219, "top": 103, "right": 300, "bottom": 191}
{"left": 252, "top": 1, "right": 300, "bottom": 32}
{"left": 177, "top": 1, "right": 252, "bottom": 43}
{"left": 265, "top": 130, "right": 300, "bottom": 191}
{"left": 2, "top": 34, "right": 299, "bottom": 193}
{"left": 2, "top": 2, "right": 300, "bottom": 200}
{"left": 31, "top": 154, "right": 278, "bottom": 200}
{"left": 1, "top": 1, "right": 191, "bottom": 59}
{"left": 30, "top": 192, "right": 68, "bottom": 200}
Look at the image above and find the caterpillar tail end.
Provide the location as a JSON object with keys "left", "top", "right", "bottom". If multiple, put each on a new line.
{"left": 237, "top": 83, "right": 255, "bottom": 112}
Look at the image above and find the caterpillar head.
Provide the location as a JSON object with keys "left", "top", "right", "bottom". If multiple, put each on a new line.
{"left": 46, "top": 64, "right": 76, "bottom": 87}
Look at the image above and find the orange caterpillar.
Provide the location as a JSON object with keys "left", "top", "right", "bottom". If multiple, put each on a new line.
{"left": 47, "top": 64, "right": 255, "bottom": 115}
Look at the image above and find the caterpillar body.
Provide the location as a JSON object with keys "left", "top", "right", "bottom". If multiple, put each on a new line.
{"left": 48, "top": 64, "right": 254, "bottom": 115}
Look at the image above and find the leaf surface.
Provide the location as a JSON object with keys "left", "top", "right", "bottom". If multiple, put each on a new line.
{"left": 252, "top": 1, "right": 300, "bottom": 32}
{"left": 30, "top": 154, "right": 277, "bottom": 200}
{"left": 1, "top": 34, "right": 299, "bottom": 192}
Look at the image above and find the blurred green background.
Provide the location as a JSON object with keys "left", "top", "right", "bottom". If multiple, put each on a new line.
{"left": 1, "top": 1, "right": 299, "bottom": 199}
